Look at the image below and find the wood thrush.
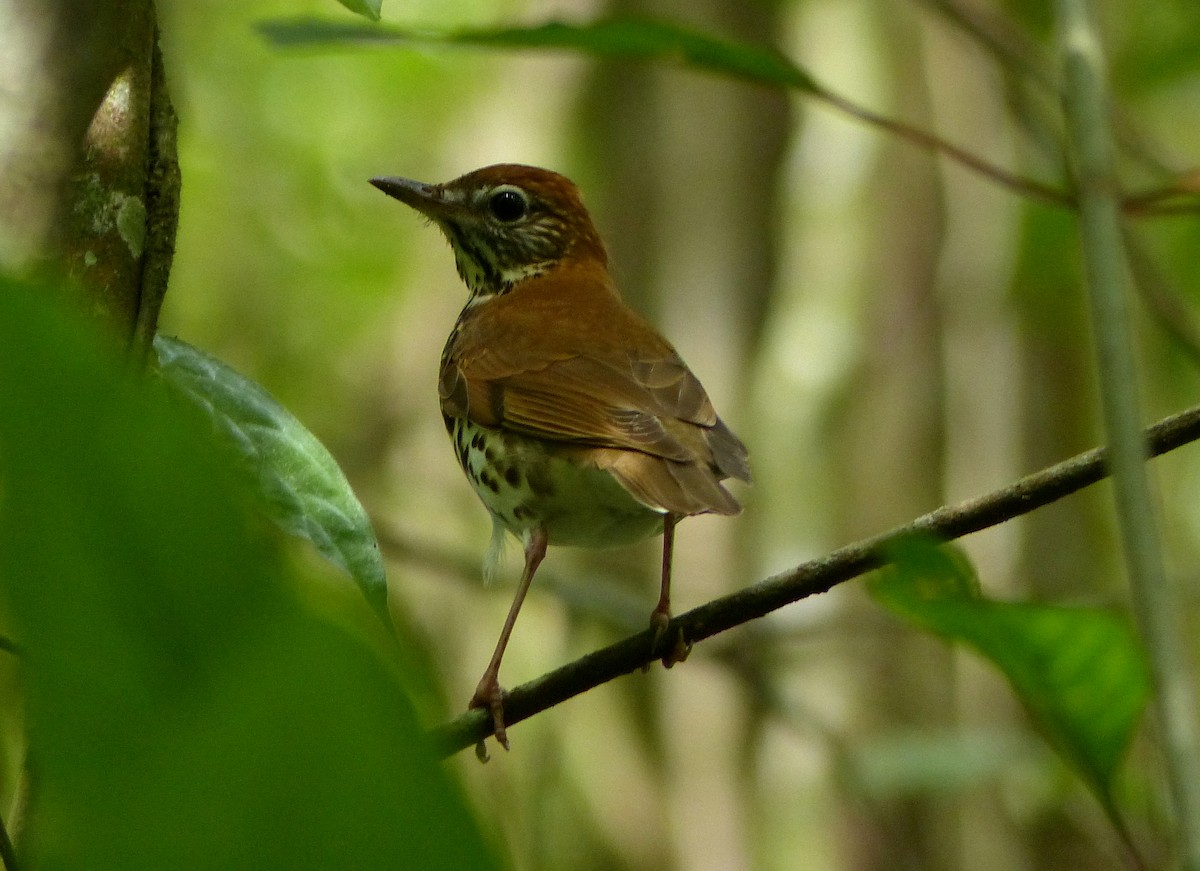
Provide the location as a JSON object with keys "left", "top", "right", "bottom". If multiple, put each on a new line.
{"left": 371, "top": 164, "right": 750, "bottom": 754}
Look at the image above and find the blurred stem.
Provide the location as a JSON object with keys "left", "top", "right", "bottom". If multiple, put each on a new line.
{"left": 1056, "top": 3, "right": 1200, "bottom": 869}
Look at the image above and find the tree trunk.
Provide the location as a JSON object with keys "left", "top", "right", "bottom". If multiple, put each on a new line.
{"left": 0, "top": 0, "right": 178, "bottom": 354}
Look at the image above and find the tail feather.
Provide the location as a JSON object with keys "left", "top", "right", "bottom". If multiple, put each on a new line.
{"left": 597, "top": 449, "right": 742, "bottom": 517}
{"left": 707, "top": 417, "right": 751, "bottom": 484}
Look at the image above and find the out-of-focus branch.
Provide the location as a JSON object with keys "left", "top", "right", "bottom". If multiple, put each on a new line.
{"left": 914, "top": 0, "right": 1174, "bottom": 180}
{"left": 60, "top": 9, "right": 179, "bottom": 352}
{"left": 377, "top": 525, "right": 655, "bottom": 634}
{"left": 0, "top": 1, "right": 178, "bottom": 351}
{"left": 432, "top": 402, "right": 1200, "bottom": 756}
{"left": 810, "top": 86, "right": 1073, "bottom": 207}
{"left": 0, "top": 1, "right": 127, "bottom": 269}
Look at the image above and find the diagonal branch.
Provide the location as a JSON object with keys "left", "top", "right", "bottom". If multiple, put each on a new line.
{"left": 431, "top": 402, "right": 1200, "bottom": 756}
{"left": 811, "top": 87, "right": 1072, "bottom": 208}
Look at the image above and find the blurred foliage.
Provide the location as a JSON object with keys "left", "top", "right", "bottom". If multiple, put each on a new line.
{"left": 258, "top": 16, "right": 822, "bottom": 93}
{"left": 871, "top": 538, "right": 1150, "bottom": 808}
{"left": 0, "top": 283, "right": 497, "bottom": 869}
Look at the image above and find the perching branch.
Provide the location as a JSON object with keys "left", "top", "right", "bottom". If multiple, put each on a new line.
{"left": 431, "top": 402, "right": 1200, "bottom": 756}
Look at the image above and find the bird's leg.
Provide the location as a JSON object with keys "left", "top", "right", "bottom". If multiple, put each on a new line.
{"left": 649, "top": 513, "right": 691, "bottom": 668}
{"left": 469, "top": 525, "right": 548, "bottom": 759}
{"left": 649, "top": 513, "right": 676, "bottom": 636}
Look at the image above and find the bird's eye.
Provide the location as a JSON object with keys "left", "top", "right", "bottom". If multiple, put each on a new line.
{"left": 489, "top": 189, "right": 528, "bottom": 222}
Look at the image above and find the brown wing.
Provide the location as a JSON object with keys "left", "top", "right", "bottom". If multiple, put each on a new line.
{"left": 439, "top": 263, "right": 750, "bottom": 515}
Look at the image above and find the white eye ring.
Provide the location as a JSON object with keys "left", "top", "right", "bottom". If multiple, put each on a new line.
{"left": 488, "top": 186, "right": 529, "bottom": 222}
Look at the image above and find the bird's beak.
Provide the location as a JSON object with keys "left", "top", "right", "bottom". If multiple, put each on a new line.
{"left": 370, "top": 176, "right": 460, "bottom": 221}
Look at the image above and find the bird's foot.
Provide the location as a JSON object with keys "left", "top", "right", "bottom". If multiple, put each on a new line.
{"left": 648, "top": 608, "right": 692, "bottom": 669}
{"left": 469, "top": 675, "right": 510, "bottom": 761}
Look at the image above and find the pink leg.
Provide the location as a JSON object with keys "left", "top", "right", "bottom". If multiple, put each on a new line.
{"left": 469, "top": 525, "right": 548, "bottom": 757}
{"left": 650, "top": 513, "right": 676, "bottom": 633}
{"left": 649, "top": 514, "right": 690, "bottom": 667}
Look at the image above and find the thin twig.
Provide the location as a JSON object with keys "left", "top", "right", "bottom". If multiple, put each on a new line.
{"left": 1122, "top": 189, "right": 1200, "bottom": 217}
{"left": 799, "top": 86, "right": 1074, "bottom": 209}
{"left": 430, "top": 402, "right": 1200, "bottom": 756}
{"left": 1130, "top": 202, "right": 1200, "bottom": 217}
{"left": 914, "top": 0, "right": 1174, "bottom": 182}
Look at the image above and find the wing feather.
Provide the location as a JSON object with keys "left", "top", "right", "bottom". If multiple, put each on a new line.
{"left": 438, "top": 262, "right": 750, "bottom": 514}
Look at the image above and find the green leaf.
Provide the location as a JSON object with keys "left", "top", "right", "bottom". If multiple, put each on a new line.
{"left": 256, "top": 15, "right": 822, "bottom": 94}
{"left": 335, "top": 0, "right": 381, "bottom": 23}
{"left": 0, "top": 282, "right": 495, "bottom": 870}
{"left": 869, "top": 537, "right": 1151, "bottom": 801}
{"left": 154, "top": 335, "right": 390, "bottom": 631}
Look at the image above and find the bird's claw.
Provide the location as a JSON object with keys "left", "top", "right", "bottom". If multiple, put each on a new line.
{"left": 648, "top": 609, "right": 691, "bottom": 669}
{"left": 663, "top": 631, "right": 692, "bottom": 668}
{"left": 469, "top": 679, "right": 510, "bottom": 760}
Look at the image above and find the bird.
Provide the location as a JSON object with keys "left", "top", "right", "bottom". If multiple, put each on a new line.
{"left": 370, "top": 164, "right": 750, "bottom": 756}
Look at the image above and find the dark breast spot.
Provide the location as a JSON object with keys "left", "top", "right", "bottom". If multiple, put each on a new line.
{"left": 503, "top": 466, "right": 521, "bottom": 487}
{"left": 526, "top": 466, "right": 554, "bottom": 498}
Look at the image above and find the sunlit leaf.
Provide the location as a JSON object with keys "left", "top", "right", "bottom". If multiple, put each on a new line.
{"left": 154, "top": 335, "right": 390, "bottom": 631}
{"left": 869, "top": 537, "right": 1150, "bottom": 801}
{"left": 335, "top": 0, "right": 380, "bottom": 23}
{"left": 0, "top": 283, "right": 495, "bottom": 870}
{"left": 257, "top": 15, "right": 822, "bottom": 94}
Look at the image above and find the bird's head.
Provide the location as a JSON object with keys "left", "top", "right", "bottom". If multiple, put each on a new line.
{"left": 371, "top": 164, "right": 607, "bottom": 298}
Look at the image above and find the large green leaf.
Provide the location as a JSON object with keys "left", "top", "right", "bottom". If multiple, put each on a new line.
{"left": 154, "top": 335, "right": 390, "bottom": 631}
{"left": 869, "top": 538, "right": 1150, "bottom": 802}
{"left": 256, "top": 16, "right": 821, "bottom": 94}
{"left": 0, "top": 284, "right": 495, "bottom": 871}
